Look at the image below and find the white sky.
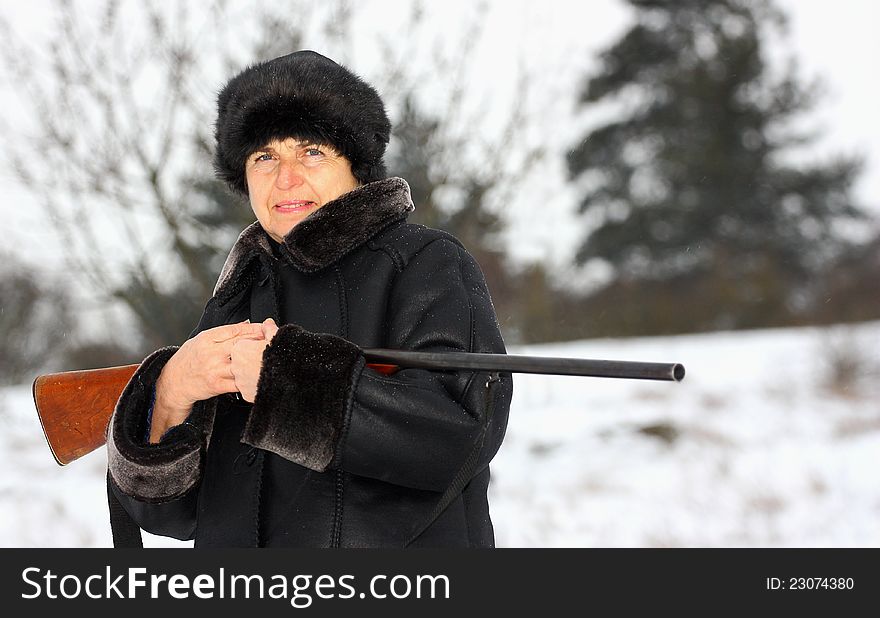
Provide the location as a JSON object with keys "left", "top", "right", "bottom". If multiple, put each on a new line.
{"left": 775, "top": 0, "right": 880, "bottom": 207}
{"left": 1, "top": 0, "right": 878, "bottom": 271}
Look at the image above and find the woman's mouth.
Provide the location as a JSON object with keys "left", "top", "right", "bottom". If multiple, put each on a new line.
{"left": 274, "top": 200, "right": 316, "bottom": 214}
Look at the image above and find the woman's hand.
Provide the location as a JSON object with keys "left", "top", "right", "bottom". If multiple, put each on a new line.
{"left": 149, "top": 321, "right": 265, "bottom": 443}
{"left": 230, "top": 318, "right": 280, "bottom": 403}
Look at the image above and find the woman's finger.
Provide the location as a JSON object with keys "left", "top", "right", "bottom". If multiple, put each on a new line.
{"left": 209, "top": 321, "right": 263, "bottom": 343}
{"left": 262, "top": 318, "right": 279, "bottom": 341}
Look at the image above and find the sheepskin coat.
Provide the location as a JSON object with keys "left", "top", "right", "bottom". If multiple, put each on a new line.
{"left": 107, "top": 177, "right": 512, "bottom": 547}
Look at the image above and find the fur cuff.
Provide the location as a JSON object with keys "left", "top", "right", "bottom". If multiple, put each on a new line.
{"left": 242, "top": 324, "right": 364, "bottom": 471}
{"left": 107, "top": 347, "right": 217, "bottom": 503}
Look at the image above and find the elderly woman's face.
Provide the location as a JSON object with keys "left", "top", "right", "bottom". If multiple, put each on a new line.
{"left": 245, "top": 137, "right": 359, "bottom": 242}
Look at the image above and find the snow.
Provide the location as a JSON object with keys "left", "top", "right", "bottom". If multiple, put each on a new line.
{"left": 2, "top": 322, "right": 878, "bottom": 548}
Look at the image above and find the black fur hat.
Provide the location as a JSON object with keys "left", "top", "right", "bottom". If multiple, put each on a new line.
{"left": 213, "top": 50, "right": 391, "bottom": 195}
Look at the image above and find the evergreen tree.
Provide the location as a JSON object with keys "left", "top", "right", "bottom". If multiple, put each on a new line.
{"left": 386, "top": 95, "right": 547, "bottom": 343}
{"left": 567, "top": 0, "right": 865, "bottom": 333}
{"left": 386, "top": 96, "right": 509, "bottom": 291}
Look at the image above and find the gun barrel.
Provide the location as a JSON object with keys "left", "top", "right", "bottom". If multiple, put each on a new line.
{"left": 364, "top": 349, "right": 685, "bottom": 382}
{"left": 34, "top": 349, "right": 686, "bottom": 466}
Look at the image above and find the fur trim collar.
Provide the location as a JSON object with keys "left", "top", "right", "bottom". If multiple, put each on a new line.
{"left": 214, "top": 177, "right": 413, "bottom": 301}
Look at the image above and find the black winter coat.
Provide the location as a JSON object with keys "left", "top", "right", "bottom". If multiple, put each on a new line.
{"left": 107, "top": 177, "right": 513, "bottom": 547}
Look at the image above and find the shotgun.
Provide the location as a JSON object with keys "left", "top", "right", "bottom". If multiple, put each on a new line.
{"left": 33, "top": 348, "right": 685, "bottom": 466}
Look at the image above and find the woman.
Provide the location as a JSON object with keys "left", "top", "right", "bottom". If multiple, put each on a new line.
{"left": 107, "top": 50, "right": 512, "bottom": 548}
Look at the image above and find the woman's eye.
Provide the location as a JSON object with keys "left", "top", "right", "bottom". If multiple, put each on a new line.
{"left": 305, "top": 148, "right": 323, "bottom": 157}
{"left": 253, "top": 153, "right": 273, "bottom": 162}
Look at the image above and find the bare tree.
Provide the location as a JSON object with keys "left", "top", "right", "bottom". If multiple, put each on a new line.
{"left": 376, "top": 3, "right": 547, "bottom": 341}
{"left": 0, "top": 0, "right": 352, "bottom": 354}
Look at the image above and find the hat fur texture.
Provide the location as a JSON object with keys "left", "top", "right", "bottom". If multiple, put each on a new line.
{"left": 213, "top": 50, "right": 391, "bottom": 195}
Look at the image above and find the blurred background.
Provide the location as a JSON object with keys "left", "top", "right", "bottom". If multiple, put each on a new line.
{"left": 1, "top": 0, "right": 878, "bottom": 547}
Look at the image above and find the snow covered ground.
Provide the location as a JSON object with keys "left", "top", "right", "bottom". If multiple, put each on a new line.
{"left": 1, "top": 321, "right": 878, "bottom": 547}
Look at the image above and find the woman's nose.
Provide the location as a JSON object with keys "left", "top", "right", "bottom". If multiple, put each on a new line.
{"left": 275, "top": 159, "right": 305, "bottom": 190}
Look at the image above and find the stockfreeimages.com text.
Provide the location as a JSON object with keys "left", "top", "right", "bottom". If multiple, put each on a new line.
{"left": 21, "top": 566, "right": 450, "bottom": 607}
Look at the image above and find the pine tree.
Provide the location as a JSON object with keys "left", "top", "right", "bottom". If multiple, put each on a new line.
{"left": 567, "top": 0, "right": 865, "bottom": 333}
{"left": 386, "top": 95, "right": 548, "bottom": 343}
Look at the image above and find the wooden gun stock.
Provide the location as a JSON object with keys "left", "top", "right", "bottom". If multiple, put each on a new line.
{"left": 33, "top": 364, "right": 140, "bottom": 466}
{"left": 33, "top": 349, "right": 684, "bottom": 466}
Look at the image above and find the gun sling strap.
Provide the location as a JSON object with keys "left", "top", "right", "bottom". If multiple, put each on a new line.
{"left": 107, "top": 473, "right": 144, "bottom": 548}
